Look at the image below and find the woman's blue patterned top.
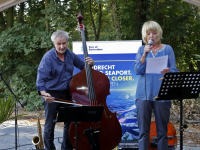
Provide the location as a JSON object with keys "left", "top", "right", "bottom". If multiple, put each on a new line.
{"left": 133, "top": 44, "right": 179, "bottom": 101}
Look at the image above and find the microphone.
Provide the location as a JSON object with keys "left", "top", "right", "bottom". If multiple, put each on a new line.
{"left": 148, "top": 39, "right": 153, "bottom": 46}
{"left": 146, "top": 40, "right": 153, "bottom": 57}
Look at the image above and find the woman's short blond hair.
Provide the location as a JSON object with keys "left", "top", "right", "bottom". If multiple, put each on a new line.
{"left": 141, "top": 21, "right": 163, "bottom": 45}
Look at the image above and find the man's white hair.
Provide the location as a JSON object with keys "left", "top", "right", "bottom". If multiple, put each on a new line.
{"left": 51, "top": 30, "right": 69, "bottom": 42}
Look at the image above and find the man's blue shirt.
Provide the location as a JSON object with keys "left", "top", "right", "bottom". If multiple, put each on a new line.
{"left": 36, "top": 48, "right": 85, "bottom": 93}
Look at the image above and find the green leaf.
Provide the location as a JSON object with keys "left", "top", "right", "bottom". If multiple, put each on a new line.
{"left": 0, "top": 95, "right": 27, "bottom": 125}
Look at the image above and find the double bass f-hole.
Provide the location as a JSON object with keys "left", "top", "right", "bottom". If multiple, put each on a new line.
{"left": 68, "top": 13, "right": 122, "bottom": 150}
{"left": 99, "top": 103, "right": 111, "bottom": 119}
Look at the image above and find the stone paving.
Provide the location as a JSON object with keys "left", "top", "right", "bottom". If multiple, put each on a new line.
{"left": 0, "top": 122, "right": 200, "bottom": 150}
{"left": 0, "top": 123, "right": 63, "bottom": 150}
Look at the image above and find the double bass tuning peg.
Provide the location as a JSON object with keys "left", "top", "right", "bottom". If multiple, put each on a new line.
{"left": 77, "top": 13, "right": 85, "bottom": 31}
{"left": 77, "top": 13, "right": 83, "bottom": 23}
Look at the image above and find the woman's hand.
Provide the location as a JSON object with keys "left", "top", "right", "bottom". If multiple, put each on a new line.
{"left": 85, "top": 57, "right": 95, "bottom": 66}
{"left": 161, "top": 67, "right": 170, "bottom": 75}
{"left": 140, "top": 45, "right": 153, "bottom": 63}
{"left": 144, "top": 45, "right": 153, "bottom": 55}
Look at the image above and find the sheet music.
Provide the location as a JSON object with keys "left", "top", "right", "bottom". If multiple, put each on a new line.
{"left": 146, "top": 55, "right": 168, "bottom": 74}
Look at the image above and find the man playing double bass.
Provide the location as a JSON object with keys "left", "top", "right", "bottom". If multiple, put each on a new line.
{"left": 36, "top": 30, "right": 94, "bottom": 150}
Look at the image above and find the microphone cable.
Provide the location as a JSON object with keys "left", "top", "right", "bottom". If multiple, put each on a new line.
{"left": 144, "top": 40, "right": 153, "bottom": 101}
{"left": 145, "top": 73, "right": 147, "bottom": 101}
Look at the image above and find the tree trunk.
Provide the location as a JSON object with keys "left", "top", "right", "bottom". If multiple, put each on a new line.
{"left": 45, "top": 0, "right": 50, "bottom": 52}
{"left": 109, "top": 0, "right": 121, "bottom": 40}
{"left": 6, "top": 7, "right": 14, "bottom": 29}
{"left": 89, "top": 0, "right": 102, "bottom": 41}
{"left": 18, "top": 3, "right": 25, "bottom": 23}
{"left": 0, "top": 12, "right": 6, "bottom": 31}
{"left": 97, "top": 1, "right": 102, "bottom": 41}
{"left": 89, "top": 0, "right": 96, "bottom": 38}
{"left": 77, "top": 0, "right": 84, "bottom": 15}
{"left": 45, "top": 0, "right": 50, "bottom": 32}
{"left": 136, "top": 0, "right": 149, "bottom": 40}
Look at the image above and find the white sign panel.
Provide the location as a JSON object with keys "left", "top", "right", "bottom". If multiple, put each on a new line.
{"left": 73, "top": 40, "right": 141, "bottom": 54}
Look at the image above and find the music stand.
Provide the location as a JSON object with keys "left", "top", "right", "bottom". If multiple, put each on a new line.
{"left": 155, "top": 72, "right": 200, "bottom": 150}
{"left": 54, "top": 105, "right": 104, "bottom": 150}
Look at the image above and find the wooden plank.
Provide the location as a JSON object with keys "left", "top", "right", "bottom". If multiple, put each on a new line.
{"left": 0, "top": 0, "right": 28, "bottom": 12}
{"left": 183, "top": 0, "right": 200, "bottom": 7}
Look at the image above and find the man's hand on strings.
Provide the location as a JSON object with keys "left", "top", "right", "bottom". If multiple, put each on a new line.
{"left": 85, "top": 57, "right": 95, "bottom": 66}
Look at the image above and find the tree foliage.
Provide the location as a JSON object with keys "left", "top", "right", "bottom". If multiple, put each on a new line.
{"left": 0, "top": 0, "right": 200, "bottom": 110}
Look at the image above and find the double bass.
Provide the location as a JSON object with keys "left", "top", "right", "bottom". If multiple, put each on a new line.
{"left": 149, "top": 121, "right": 177, "bottom": 150}
{"left": 69, "top": 13, "right": 122, "bottom": 150}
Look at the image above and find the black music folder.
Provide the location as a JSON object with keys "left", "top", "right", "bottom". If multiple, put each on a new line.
{"left": 54, "top": 105, "right": 104, "bottom": 122}
{"left": 155, "top": 72, "right": 200, "bottom": 100}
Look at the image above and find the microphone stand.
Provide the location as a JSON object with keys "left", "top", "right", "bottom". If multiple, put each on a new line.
{"left": 0, "top": 72, "right": 24, "bottom": 150}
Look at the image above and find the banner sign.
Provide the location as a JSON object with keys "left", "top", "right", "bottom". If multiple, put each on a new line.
{"left": 73, "top": 40, "right": 142, "bottom": 142}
